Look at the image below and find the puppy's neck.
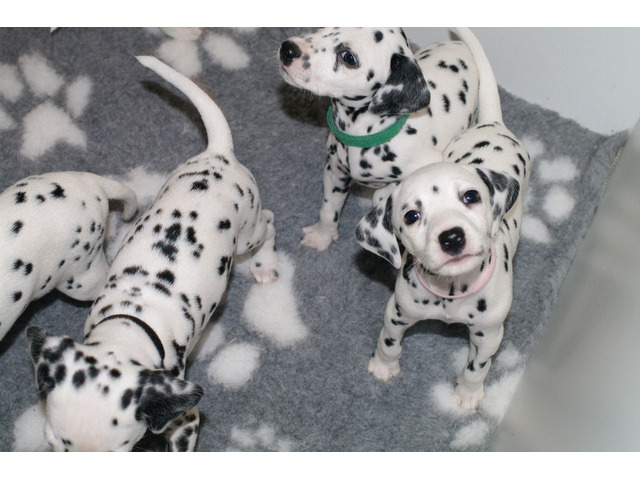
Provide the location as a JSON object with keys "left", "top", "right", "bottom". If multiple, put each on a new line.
{"left": 412, "top": 243, "right": 496, "bottom": 300}
{"left": 84, "top": 315, "right": 165, "bottom": 369}
{"left": 331, "top": 99, "right": 401, "bottom": 136}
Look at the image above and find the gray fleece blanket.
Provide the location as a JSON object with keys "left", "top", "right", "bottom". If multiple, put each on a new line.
{"left": 0, "top": 27, "right": 628, "bottom": 451}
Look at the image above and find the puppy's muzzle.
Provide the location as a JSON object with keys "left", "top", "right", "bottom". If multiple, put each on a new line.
{"left": 439, "top": 226, "right": 466, "bottom": 255}
{"left": 280, "top": 40, "right": 302, "bottom": 66}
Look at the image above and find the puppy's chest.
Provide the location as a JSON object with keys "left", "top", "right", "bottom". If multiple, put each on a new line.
{"left": 337, "top": 140, "right": 408, "bottom": 187}
{"left": 398, "top": 260, "right": 508, "bottom": 325}
{"left": 403, "top": 286, "right": 485, "bottom": 324}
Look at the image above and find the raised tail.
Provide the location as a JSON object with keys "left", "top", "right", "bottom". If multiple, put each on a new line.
{"left": 455, "top": 28, "right": 503, "bottom": 125}
{"left": 136, "top": 55, "right": 234, "bottom": 154}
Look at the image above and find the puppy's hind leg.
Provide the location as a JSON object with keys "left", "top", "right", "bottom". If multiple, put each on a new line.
{"left": 0, "top": 284, "right": 32, "bottom": 341}
{"left": 368, "top": 294, "right": 418, "bottom": 382}
{"left": 61, "top": 248, "right": 110, "bottom": 302}
{"left": 249, "top": 209, "right": 279, "bottom": 284}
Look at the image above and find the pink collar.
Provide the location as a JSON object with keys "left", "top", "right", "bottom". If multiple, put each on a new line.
{"left": 413, "top": 243, "right": 497, "bottom": 300}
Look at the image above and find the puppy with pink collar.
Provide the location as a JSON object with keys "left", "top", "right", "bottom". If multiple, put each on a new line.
{"left": 356, "top": 28, "right": 530, "bottom": 409}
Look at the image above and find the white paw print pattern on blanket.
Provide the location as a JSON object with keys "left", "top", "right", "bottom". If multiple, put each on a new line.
{"left": 520, "top": 136, "right": 579, "bottom": 244}
{"left": 0, "top": 53, "right": 92, "bottom": 159}
{"left": 149, "top": 27, "right": 257, "bottom": 78}
{"left": 227, "top": 421, "right": 295, "bottom": 452}
{"left": 430, "top": 343, "right": 525, "bottom": 449}
{"left": 193, "top": 250, "right": 308, "bottom": 384}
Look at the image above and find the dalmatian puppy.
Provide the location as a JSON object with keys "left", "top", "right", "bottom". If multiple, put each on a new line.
{"left": 356, "top": 28, "right": 530, "bottom": 409}
{"left": 0, "top": 172, "right": 137, "bottom": 342}
{"left": 26, "top": 55, "right": 279, "bottom": 451}
{"left": 279, "top": 27, "right": 479, "bottom": 251}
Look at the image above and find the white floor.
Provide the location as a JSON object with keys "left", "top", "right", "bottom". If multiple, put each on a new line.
{"left": 491, "top": 120, "right": 640, "bottom": 451}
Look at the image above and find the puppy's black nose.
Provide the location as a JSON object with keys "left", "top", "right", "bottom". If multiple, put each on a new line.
{"left": 439, "top": 227, "right": 466, "bottom": 255}
{"left": 280, "top": 40, "right": 302, "bottom": 66}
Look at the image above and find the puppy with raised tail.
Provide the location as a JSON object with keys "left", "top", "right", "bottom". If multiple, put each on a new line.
{"left": 0, "top": 172, "right": 137, "bottom": 342}
{"left": 356, "top": 28, "right": 530, "bottom": 409}
{"left": 26, "top": 56, "right": 279, "bottom": 451}
{"left": 279, "top": 27, "right": 479, "bottom": 251}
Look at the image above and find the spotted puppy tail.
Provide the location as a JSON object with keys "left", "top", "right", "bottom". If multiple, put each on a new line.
{"left": 87, "top": 173, "right": 138, "bottom": 221}
{"left": 136, "top": 55, "right": 235, "bottom": 156}
{"left": 454, "top": 27, "right": 503, "bottom": 126}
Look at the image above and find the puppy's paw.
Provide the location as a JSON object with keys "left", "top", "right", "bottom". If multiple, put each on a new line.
{"left": 368, "top": 355, "right": 400, "bottom": 382}
{"left": 250, "top": 259, "right": 279, "bottom": 284}
{"left": 454, "top": 383, "right": 484, "bottom": 410}
{"left": 301, "top": 223, "right": 338, "bottom": 251}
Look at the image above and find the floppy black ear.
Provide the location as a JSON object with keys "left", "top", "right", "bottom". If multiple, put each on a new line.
{"left": 355, "top": 193, "right": 402, "bottom": 269}
{"left": 135, "top": 370, "right": 204, "bottom": 434}
{"left": 369, "top": 53, "right": 430, "bottom": 116}
{"left": 475, "top": 168, "right": 520, "bottom": 236}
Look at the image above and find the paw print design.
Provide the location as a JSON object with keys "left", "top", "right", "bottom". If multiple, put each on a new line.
{"left": 0, "top": 52, "right": 92, "bottom": 159}
{"left": 429, "top": 343, "right": 525, "bottom": 450}
{"left": 194, "top": 251, "right": 308, "bottom": 387}
{"left": 149, "top": 28, "right": 258, "bottom": 77}
{"left": 520, "top": 136, "right": 579, "bottom": 244}
{"left": 228, "top": 421, "right": 295, "bottom": 452}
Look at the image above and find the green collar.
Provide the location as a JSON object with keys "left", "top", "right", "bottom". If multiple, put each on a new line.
{"left": 326, "top": 106, "right": 409, "bottom": 148}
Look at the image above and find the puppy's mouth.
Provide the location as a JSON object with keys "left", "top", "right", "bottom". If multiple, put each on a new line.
{"left": 279, "top": 65, "right": 302, "bottom": 88}
{"left": 432, "top": 248, "right": 486, "bottom": 273}
{"left": 279, "top": 64, "right": 292, "bottom": 79}
{"left": 443, "top": 253, "right": 475, "bottom": 265}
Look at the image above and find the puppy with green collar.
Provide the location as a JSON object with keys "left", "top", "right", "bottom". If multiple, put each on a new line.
{"left": 279, "top": 27, "right": 479, "bottom": 251}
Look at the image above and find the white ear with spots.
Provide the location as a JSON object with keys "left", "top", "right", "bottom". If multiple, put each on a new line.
{"left": 475, "top": 168, "right": 520, "bottom": 237}
{"left": 355, "top": 192, "right": 402, "bottom": 269}
{"left": 369, "top": 53, "right": 431, "bottom": 116}
{"left": 135, "top": 370, "right": 204, "bottom": 434}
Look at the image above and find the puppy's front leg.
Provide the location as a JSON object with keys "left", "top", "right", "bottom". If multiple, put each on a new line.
{"left": 455, "top": 324, "right": 504, "bottom": 409}
{"left": 301, "top": 151, "right": 351, "bottom": 251}
{"left": 368, "top": 294, "right": 419, "bottom": 381}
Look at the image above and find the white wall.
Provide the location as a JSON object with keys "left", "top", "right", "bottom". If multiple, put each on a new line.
{"left": 404, "top": 27, "right": 640, "bottom": 135}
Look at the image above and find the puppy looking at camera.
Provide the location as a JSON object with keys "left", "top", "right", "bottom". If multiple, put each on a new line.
{"left": 26, "top": 56, "right": 279, "bottom": 451}
{"left": 356, "top": 28, "right": 530, "bottom": 409}
{"left": 279, "top": 27, "right": 479, "bottom": 251}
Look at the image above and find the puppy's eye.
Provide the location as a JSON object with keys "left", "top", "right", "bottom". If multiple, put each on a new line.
{"left": 462, "top": 190, "right": 481, "bottom": 205}
{"left": 403, "top": 210, "right": 421, "bottom": 225}
{"left": 338, "top": 50, "right": 359, "bottom": 68}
